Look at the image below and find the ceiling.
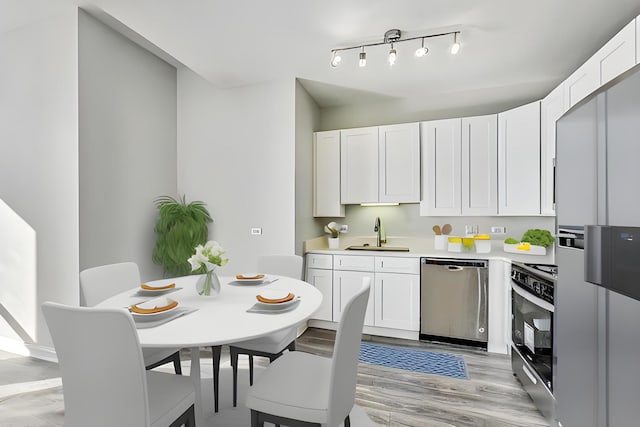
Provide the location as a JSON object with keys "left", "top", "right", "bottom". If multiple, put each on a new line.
{"left": 4, "top": 0, "right": 640, "bottom": 112}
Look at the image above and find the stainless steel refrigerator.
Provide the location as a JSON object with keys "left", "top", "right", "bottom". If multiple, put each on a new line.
{"left": 555, "top": 64, "right": 640, "bottom": 427}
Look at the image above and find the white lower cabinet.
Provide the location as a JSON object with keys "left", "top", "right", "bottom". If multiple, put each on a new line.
{"left": 374, "top": 273, "right": 420, "bottom": 330}
{"left": 333, "top": 270, "right": 375, "bottom": 326}
{"left": 306, "top": 268, "right": 333, "bottom": 321}
{"left": 306, "top": 253, "right": 420, "bottom": 334}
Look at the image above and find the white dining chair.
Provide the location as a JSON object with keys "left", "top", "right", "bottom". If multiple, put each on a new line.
{"left": 245, "top": 277, "right": 371, "bottom": 427}
{"left": 79, "top": 262, "right": 182, "bottom": 374}
{"left": 42, "top": 302, "right": 196, "bottom": 427}
{"left": 213, "top": 255, "right": 303, "bottom": 410}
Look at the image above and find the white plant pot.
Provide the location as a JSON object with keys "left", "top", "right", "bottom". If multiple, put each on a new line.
{"left": 328, "top": 237, "right": 340, "bottom": 249}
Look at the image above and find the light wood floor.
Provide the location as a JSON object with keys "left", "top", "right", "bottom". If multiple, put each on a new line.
{"left": 0, "top": 327, "right": 548, "bottom": 427}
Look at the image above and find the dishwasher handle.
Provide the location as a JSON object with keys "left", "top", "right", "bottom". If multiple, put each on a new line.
{"left": 447, "top": 265, "right": 464, "bottom": 272}
{"left": 421, "top": 257, "right": 488, "bottom": 269}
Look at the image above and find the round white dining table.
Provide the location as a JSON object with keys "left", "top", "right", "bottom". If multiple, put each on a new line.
{"left": 97, "top": 273, "right": 322, "bottom": 425}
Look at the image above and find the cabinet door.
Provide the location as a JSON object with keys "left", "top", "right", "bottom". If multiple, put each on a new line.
{"left": 540, "top": 84, "right": 567, "bottom": 216}
{"left": 378, "top": 123, "right": 420, "bottom": 203}
{"left": 594, "top": 19, "right": 636, "bottom": 86}
{"left": 564, "top": 60, "right": 600, "bottom": 109}
{"left": 333, "top": 271, "right": 374, "bottom": 326}
{"left": 306, "top": 268, "right": 333, "bottom": 321}
{"left": 313, "top": 131, "right": 344, "bottom": 217}
{"left": 374, "top": 273, "right": 420, "bottom": 331}
{"left": 420, "top": 119, "right": 462, "bottom": 216}
{"left": 340, "top": 127, "right": 378, "bottom": 204}
{"left": 461, "top": 115, "right": 498, "bottom": 216}
{"left": 498, "top": 101, "right": 541, "bottom": 215}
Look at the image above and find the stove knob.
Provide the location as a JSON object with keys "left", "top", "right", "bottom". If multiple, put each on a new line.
{"left": 532, "top": 280, "right": 540, "bottom": 293}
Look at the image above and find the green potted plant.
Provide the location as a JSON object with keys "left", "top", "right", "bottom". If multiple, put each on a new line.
{"left": 152, "top": 195, "right": 213, "bottom": 277}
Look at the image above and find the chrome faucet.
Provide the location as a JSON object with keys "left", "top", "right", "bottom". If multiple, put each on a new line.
{"left": 374, "top": 217, "right": 386, "bottom": 247}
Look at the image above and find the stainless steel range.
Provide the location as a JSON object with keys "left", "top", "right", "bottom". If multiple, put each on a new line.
{"left": 510, "top": 261, "right": 557, "bottom": 423}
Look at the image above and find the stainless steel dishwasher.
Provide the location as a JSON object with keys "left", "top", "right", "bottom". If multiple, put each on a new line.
{"left": 420, "top": 257, "right": 489, "bottom": 346}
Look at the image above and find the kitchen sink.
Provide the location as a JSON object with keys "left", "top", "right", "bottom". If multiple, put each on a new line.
{"left": 345, "top": 245, "right": 410, "bottom": 252}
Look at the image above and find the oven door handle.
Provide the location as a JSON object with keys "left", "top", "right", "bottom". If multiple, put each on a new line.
{"left": 522, "top": 363, "right": 539, "bottom": 385}
{"left": 511, "top": 283, "right": 554, "bottom": 313}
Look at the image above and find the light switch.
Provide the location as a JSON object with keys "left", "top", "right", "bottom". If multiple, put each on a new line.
{"left": 250, "top": 227, "right": 262, "bottom": 235}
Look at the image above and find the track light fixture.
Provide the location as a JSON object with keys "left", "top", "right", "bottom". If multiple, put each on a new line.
{"left": 388, "top": 43, "right": 397, "bottom": 66}
{"left": 451, "top": 32, "right": 460, "bottom": 55}
{"left": 415, "top": 38, "right": 428, "bottom": 57}
{"left": 331, "top": 51, "right": 342, "bottom": 67}
{"left": 330, "top": 28, "right": 461, "bottom": 68}
{"left": 359, "top": 46, "right": 367, "bottom": 67}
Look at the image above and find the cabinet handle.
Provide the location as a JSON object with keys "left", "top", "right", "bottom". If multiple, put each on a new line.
{"left": 381, "top": 260, "right": 384, "bottom": 268}
{"left": 380, "top": 279, "right": 384, "bottom": 320}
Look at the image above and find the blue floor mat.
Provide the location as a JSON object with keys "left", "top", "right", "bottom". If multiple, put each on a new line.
{"left": 359, "top": 342, "right": 468, "bottom": 380}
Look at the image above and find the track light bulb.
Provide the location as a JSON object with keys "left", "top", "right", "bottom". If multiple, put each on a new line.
{"left": 331, "top": 51, "right": 342, "bottom": 67}
{"left": 415, "top": 38, "right": 428, "bottom": 57}
{"left": 359, "top": 48, "right": 367, "bottom": 67}
{"left": 450, "top": 33, "right": 460, "bottom": 55}
{"left": 388, "top": 44, "right": 397, "bottom": 66}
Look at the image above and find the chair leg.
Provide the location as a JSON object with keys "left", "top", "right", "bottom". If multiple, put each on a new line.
{"left": 172, "top": 351, "right": 182, "bottom": 375}
{"left": 144, "top": 350, "right": 182, "bottom": 373}
{"left": 251, "top": 409, "right": 262, "bottom": 427}
{"left": 249, "top": 354, "right": 254, "bottom": 386}
{"left": 231, "top": 347, "right": 239, "bottom": 407}
{"left": 212, "top": 345, "right": 221, "bottom": 413}
{"left": 344, "top": 414, "right": 350, "bottom": 427}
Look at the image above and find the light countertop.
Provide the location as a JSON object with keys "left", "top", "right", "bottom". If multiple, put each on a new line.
{"left": 304, "top": 235, "right": 555, "bottom": 265}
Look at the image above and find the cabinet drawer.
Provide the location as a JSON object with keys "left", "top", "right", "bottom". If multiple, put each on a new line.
{"left": 333, "top": 255, "right": 375, "bottom": 271}
{"left": 306, "top": 254, "right": 333, "bottom": 269}
{"left": 375, "top": 257, "right": 420, "bottom": 274}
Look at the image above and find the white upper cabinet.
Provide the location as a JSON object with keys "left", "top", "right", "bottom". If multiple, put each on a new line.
{"left": 461, "top": 115, "right": 498, "bottom": 216}
{"left": 498, "top": 101, "right": 541, "bottom": 215}
{"left": 594, "top": 19, "right": 636, "bottom": 86}
{"left": 340, "top": 127, "right": 379, "bottom": 204}
{"left": 540, "top": 84, "right": 567, "bottom": 216}
{"left": 378, "top": 123, "right": 420, "bottom": 203}
{"left": 420, "top": 118, "right": 462, "bottom": 216}
{"left": 564, "top": 59, "right": 600, "bottom": 109}
{"left": 340, "top": 124, "right": 419, "bottom": 204}
{"left": 313, "top": 131, "right": 345, "bottom": 217}
{"left": 420, "top": 115, "right": 497, "bottom": 216}
{"left": 565, "top": 18, "right": 636, "bottom": 109}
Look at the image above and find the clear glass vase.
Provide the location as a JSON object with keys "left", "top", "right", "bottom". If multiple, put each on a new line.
{"left": 196, "top": 269, "right": 221, "bottom": 297}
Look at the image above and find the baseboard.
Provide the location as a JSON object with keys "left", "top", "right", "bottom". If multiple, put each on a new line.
{"left": 308, "top": 320, "right": 419, "bottom": 341}
{"left": 0, "top": 337, "right": 57, "bottom": 363}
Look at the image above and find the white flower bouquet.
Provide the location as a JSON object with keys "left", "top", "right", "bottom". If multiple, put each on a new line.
{"left": 187, "top": 240, "right": 229, "bottom": 296}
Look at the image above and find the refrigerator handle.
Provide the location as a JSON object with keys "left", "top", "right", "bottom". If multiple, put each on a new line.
{"left": 585, "top": 225, "right": 604, "bottom": 285}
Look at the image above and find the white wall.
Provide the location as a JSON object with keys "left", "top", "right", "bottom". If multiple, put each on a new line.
{"left": 0, "top": 7, "right": 79, "bottom": 348}
{"left": 78, "top": 11, "right": 177, "bottom": 281}
{"left": 294, "top": 80, "right": 324, "bottom": 255}
{"left": 177, "top": 69, "right": 296, "bottom": 273}
{"left": 318, "top": 92, "right": 542, "bottom": 131}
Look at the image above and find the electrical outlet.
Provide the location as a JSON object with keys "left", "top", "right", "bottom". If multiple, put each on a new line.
{"left": 491, "top": 226, "right": 506, "bottom": 234}
{"left": 250, "top": 227, "right": 262, "bottom": 235}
